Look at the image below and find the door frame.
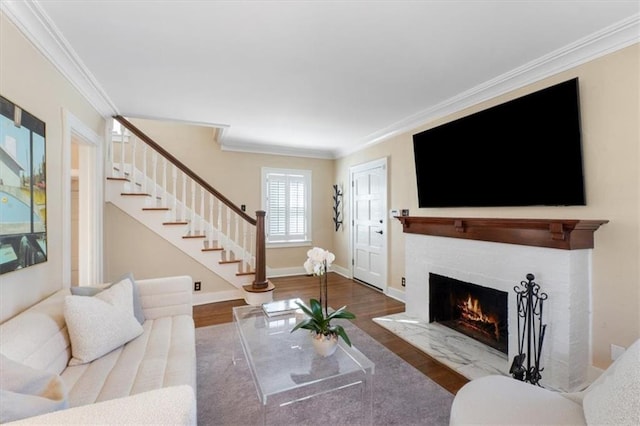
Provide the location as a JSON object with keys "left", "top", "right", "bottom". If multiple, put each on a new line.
{"left": 61, "top": 110, "right": 104, "bottom": 287}
{"left": 349, "top": 157, "right": 388, "bottom": 293}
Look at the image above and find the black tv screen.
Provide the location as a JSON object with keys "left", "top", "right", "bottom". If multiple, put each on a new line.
{"left": 413, "top": 78, "right": 585, "bottom": 207}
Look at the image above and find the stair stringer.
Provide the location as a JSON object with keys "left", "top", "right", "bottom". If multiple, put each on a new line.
{"left": 105, "top": 178, "right": 253, "bottom": 291}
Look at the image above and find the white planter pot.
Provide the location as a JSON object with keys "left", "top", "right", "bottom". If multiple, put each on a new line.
{"left": 311, "top": 333, "right": 338, "bottom": 357}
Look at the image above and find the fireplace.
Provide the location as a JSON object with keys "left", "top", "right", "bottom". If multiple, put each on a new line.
{"left": 429, "top": 273, "right": 508, "bottom": 354}
{"left": 392, "top": 216, "right": 608, "bottom": 392}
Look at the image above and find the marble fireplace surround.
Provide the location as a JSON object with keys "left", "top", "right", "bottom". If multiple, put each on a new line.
{"left": 380, "top": 217, "right": 607, "bottom": 392}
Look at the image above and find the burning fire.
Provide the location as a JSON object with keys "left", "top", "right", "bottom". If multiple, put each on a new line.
{"left": 458, "top": 295, "right": 501, "bottom": 340}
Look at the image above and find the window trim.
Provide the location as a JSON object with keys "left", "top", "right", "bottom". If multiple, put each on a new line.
{"left": 261, "top": 167, "right": 312, "bottom": 247}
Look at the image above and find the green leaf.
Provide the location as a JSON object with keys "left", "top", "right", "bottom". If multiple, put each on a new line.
{"left": 332, "top": 325, "right": 352, "bottom": 347}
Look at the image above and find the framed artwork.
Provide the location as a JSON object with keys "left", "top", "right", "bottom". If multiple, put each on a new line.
{"left": 0, "top": 95, "right": 47, "bottom": 274}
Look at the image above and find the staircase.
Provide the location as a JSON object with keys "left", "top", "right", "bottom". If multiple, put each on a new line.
{"left": 105, "top": 116, "right": 274, "bottom": 305}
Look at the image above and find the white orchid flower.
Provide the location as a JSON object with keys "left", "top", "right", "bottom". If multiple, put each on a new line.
{"left": 303, "top": 247, "right": 335, "bottom": 276}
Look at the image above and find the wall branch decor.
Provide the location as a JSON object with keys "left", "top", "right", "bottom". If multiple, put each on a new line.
{"left": 332, "top": 184, "right": 343, "bottom": 232}
{"left": 0, "top": 95, "right": 47, "bottom": 274}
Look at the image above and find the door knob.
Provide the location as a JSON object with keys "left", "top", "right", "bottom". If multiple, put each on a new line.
{"left": 375, "top": 230, "right": 383, "bottom": 235}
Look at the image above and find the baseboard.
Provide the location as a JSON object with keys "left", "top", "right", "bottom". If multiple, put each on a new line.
{"left": 385, "top": 286, "right": 406, "bottom": 303}
{"left": 192, "top": 289, "right": 243, "bottom": 306}
{"left": 331, "top": 264, "right": 350, "bottom": 278}
{"left": 266, "top": 264, "right": 351, "bottom": 279}
{"left": 266, "top": 266, "right": 306, "bottom": 278}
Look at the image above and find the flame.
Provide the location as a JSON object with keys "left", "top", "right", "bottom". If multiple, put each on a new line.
{"left": 458, "top": 295, "right": 500, "bottom": 340}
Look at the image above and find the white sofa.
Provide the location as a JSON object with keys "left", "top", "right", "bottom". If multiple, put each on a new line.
{"left": 450, "top": 338, "right": 640, "bottom": 425}
{"left": 0, "top": 275, "right": 197, "bottom": 424}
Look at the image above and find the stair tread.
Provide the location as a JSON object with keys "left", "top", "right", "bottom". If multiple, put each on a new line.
{"left": 183, "top": 234, "right": 206, "bottom": 239}
{"left": 142, "top": 207, "right": 170, "bottom": 211}
{"left": 219, "top": 259, "right": 241, "bottom": 264}
{"left": 107, "top": 177, "right": 129, "bottom": 181}
{"left": 202, "top": 247, "right": 223, "bottom": 252}
{"left": 163, "top": 221, "right": 189, "bottom": 225}
{"left": 121, "top": 192, "right": 150, "bottom": 196}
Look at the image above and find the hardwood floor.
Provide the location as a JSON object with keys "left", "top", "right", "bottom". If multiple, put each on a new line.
{"left": 193, "top": 273, "right": 469, "bottom": 394}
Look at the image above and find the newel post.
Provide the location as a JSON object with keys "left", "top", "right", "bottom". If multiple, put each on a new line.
{"left": 252, "top": 210, "right": 269, "bottom": 289}
{"left": 242, "top": 210, "right": 274, "bottom": 304}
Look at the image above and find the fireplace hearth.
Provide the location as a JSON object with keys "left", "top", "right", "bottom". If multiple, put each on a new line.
{"left": 429, "top": 273, "right": 508, "bottom": 354}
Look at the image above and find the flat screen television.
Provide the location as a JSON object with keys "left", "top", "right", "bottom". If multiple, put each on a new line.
{"left": 413, "top": 78, "right": 585, "bottom": 207}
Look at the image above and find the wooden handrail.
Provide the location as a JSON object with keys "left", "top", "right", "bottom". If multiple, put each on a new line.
{"left": 114, "top": 115, "right": 256, "bottom": 225}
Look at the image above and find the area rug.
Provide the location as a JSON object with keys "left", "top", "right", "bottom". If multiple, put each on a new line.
{"left": 196, "top": 320, "right": 454, "bottom": 425}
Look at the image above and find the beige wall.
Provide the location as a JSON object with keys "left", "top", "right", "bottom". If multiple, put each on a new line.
{"left": 335, "top": 44, "right": 640, "bottom": 369}
{"left": 0, "top": 13, "right": 105, "bottom": 322}
{"left": 104, "top": 118, "right": 335, "bottom": 279}
{"left": 104, "top": 204, "right": 235, "bottom": 293}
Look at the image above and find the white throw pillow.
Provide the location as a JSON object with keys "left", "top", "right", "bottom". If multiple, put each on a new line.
{"left": 0, "top": 354, "right": 68, "bottom": 423}
{"left": 64, "top": 279, "right": 143, "bottom": 366}
{"left": 583, "top": 339, "right": 640, "bottom": 425}
{"left": 70, "top": 272, "right": 145, "bottom": 325}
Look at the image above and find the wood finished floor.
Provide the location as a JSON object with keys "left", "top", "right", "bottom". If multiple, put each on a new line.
{"left": 193, "top": 273, "right": 469, "bottom": 395}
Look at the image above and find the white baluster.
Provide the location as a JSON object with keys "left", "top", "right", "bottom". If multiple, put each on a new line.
{"left": 172, "top": 165, "right": 178, "bottom": 221}
{"left": 142, "top": 143, "right": 148, "bottom": 193}
{"left": 119, "top": 131, "right": 125, "bottom": 178}
{"left": 131, "top": 137, "right": 137, "bottom": 189}
{"left": 200, "top": 187, "right": 205, "bottom": 237}
{"left": 226, "top": 206, "right": 231, "bottom": 255}
{"left": 234, "top": 213, "right": 239, "bottom": 258}
{"left": 152, "top": 151, "right": 158, "bottom": 204}
{"left": 181, "top": 172, "right": 187, "bottom": 222}
{"left": 217, "top": 200, "right": 223, "bottom": 248}
{"left": 208, "top": 195, "right": 214, "bottom": 248}
{"left": 242, "top": 221, "right": 248, "bottom": 272}
{"left": 191, "top": 180, "right": 196, "bottom": 233}
{"left": 250, "top": 226, "right": 255, "bottom": 270}
{"left": 162, "top": 157, "right": 168, "bottom": 208}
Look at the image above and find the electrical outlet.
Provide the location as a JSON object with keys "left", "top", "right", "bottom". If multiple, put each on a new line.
{"left": 241, "top": 204, "right": 246, "bottom": 212}
{"left": 401, "top": 277, "right": 406, "bottom": 287}
{"left": 194, "top": 281, "right": 201, "bottom": 291}
{"left": 611, "top": 343, "right": 625, "bottom": 361}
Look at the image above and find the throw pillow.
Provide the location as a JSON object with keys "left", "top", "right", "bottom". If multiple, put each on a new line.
{"left": 583, "top": 339, "right": 640, "bottom": 425}
{"left": 70, "top": 272, "right": 145, "bottom": 324}
{"left": 0, "top": 354, "right": 68, "bottom": 423}
{"left": 65, "top": 279, "right": 144, "bottom": 365}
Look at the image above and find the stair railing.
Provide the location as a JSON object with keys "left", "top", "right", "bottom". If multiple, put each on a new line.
{"left": 109, "top": 116, "right": 269, "bottom": 290}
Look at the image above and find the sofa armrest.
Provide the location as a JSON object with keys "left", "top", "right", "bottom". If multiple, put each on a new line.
{"left": 137, "top": 275, "right": 193, "bottom": 319}
{"left": 6, "top": 385, "right": 196, "bottom": 425}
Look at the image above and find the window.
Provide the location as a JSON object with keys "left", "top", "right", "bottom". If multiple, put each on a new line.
{"left": 262, "top": 168, "right": 311, "bottom": 246}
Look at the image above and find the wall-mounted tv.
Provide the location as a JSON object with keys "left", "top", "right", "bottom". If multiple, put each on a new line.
{"left": 413, "top": 78, "right": 585, "bottom": 208}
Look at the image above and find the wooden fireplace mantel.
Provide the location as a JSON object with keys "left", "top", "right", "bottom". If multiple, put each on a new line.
{"left": 396, "top": 217, "right": 608, "bottom": 250}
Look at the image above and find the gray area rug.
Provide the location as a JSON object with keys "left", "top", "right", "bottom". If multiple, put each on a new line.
{"left": 196, "top": 320, "right": 454, "bottom": 425}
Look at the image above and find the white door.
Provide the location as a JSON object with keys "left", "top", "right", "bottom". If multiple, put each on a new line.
{"left": 350, "top": 158, "right": 387, "bottom": 291}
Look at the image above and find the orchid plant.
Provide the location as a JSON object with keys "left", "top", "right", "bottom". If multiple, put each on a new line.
{"left": 292, "top": 247, "right": 356, "bottom": 346}
{"left": 303, "top": 247, "right": 335, "bottom": 315}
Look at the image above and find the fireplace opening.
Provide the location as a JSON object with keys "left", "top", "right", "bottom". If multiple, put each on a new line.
{"left": 429, "top": 273, "right": 508, "bottom": 354}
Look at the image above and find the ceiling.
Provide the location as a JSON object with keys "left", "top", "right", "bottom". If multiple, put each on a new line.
{"left": 4, "top": 1, "right": 639, "bottom": 158}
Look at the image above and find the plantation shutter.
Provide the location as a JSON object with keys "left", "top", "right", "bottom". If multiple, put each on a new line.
{"left": 264, "top": 169, "right": 310, "bottom": 243}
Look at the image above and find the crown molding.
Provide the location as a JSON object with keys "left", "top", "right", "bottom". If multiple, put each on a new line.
{"left": 1, "top": 0, "right": 118, "bottom": 117}
{"left": 220, "top": 138, "right": 336, "bottom": 160}
{"left": 338, "top": 13, "right": 640, "bottom": 158}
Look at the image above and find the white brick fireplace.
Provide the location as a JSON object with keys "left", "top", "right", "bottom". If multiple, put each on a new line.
{"left": 376, "top": 217, "right": 607, "bottom": 392}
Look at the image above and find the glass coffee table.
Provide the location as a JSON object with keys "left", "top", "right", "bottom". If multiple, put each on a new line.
{"left": 233, "top": 304, "right": 375, "bottom": 425}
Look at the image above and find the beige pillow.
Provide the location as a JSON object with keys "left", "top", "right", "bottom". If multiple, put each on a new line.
{"left": 64, "top": 279, "right": 143, "bottom": 365}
